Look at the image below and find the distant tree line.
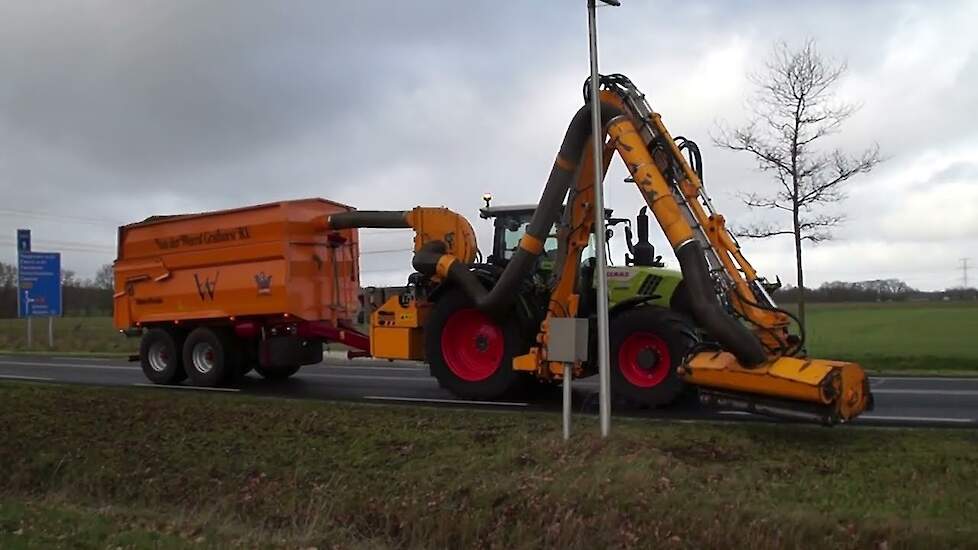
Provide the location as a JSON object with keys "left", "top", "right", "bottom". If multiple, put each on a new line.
{"left": 775, "top": 278, "right": 978, "bottom": 303}
{"left": 2, "top": 261, "right": 976, "bottom": 318}
{"left": 0, "top": 262, "right": 114, "bottom": 318}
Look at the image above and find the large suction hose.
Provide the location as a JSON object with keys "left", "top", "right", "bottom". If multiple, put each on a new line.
{"left": 675, "top": 241, "right": 768, "bottom": 365}
{"left": 325, "top": 103, "right": 770, "bottom": 367}
{"left": 412, "top": 101, "right": 624, "bottom": 317}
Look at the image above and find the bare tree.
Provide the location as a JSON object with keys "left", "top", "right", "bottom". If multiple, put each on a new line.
{"left": 94, "top": 264, "right": 114, "bottom": 290}
{"left": 0, "top": 262, "right": 16, "bottom": 289}
{"left": 61, "top": 269, "right": 78, "bottom": 287}
{"left": 0, "top": 262, "right": 17, "bottom": 318}
{"left": 714, "top": 39, "right": 881, "bottom": 327}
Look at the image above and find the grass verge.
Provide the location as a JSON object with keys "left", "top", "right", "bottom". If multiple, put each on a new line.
{"left": 0, "top": 316, "right": 137, "bottom": 355}
{"left": 1, "top": 382, "right": 977, "bottom": 548}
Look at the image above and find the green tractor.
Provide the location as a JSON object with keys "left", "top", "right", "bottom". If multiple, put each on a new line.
{"left": 471, "top": 201, "right": 693, "bottom": 406}
{"left": 479, "top": 202, "right": 687, "bottom": 313}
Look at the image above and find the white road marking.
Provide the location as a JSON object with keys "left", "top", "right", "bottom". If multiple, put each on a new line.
{"left": 871, "top": 376, "right": 978, "bottom": 382}
{"left": 0, "top": 374, "right": 54, "bottom": 381}
{"left": 302, "top": 373, "right": 429, "bottom": 383}
{"left": 363, "top": 395, "right": 528, "bottom": 407}
{"left": 0, "top": 359, "right": 427, "bottom": 374}
{"left": 58, "top": 356, "right": 114, "bottom": 362}
{"left": 0, "top": 360, "right": 136, "bottom": 370}
{"left": 859, "top": 415, "right": 974, "bottom": 424}
{"left": 718, "top": 411, "right": 752, "bottom": 416}
{"left": 132, "top": 383, "right": 240, "bottom": 393}
{"left": 871, "top": 389, "right": 978, "bottom": 396}
{"left": 312, "top": 365, "right": 427, "bottom": 373}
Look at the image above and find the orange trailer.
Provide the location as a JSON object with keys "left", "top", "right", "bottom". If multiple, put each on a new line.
{"left": 114, "top": 198, "right": 368, "bottom": 386}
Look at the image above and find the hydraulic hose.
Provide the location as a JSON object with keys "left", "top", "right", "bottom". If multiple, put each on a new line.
{"left": 412, "top": 101, "right": 624, "bottom": 317}
{"left": 674, "top": 241, "right": 768, "bottom": 366}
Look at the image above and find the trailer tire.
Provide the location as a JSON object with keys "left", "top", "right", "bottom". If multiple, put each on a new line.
{"left": 239, "top": 340, "right": 259, "bottom": 377}
{"left": 426, "top": 287, "right": 529, "bottom": 400}
{"left": 255, "top": 364, "right": 300, "bottom": 380}
{"left": 183, "top": 327, "right": 238, "bottom": 387}
{"left": 139, "top": 328, "right": 186, "bottom": 384}
{"left": 610, "top": 307, "right": 697, "bottom": 407}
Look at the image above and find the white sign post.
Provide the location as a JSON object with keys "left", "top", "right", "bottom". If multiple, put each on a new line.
{"left": 550, "top": 318, "right": 589, "bottom": 441}
{"left": 24, "top": 291, "right": 33, "bottom": 348}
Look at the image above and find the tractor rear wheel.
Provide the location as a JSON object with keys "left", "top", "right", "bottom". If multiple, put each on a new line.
{"left": 610, "top": 307, "right": 697, "bottom": 407}
{"left": 425, "top": 287, "right": 528, "bottom": 400}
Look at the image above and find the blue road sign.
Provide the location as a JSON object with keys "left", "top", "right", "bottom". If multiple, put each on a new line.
{"left": 18, "top": 252, "right": 62, "bottom": 317}
{"left": 17, "top": 229, "right": 31, "bottom": 253}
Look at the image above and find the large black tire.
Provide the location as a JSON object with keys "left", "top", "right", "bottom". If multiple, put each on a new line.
{"left": 182, "top": 327, "right": 238, "bottom": 387}
{"left": 610, "top": 307, "right": 697, "bottom": 407}
{"left": 139, "top": 328, "right": 186, "bottom": 384}
{"left": 425, "top": 287, "right": 529, "bottom": 400}
{"left": 239, "top": 339, "right": 258, "bottom": 376}
{"left": 255, "top": 364, "right": 300, "bottom": 380}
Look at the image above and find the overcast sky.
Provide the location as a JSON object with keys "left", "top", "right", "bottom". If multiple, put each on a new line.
{"left": 1, "top": 0, "right": 976, "bottom": 290}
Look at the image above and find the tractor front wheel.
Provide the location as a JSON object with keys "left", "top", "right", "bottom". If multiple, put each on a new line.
{"left": 610, "top": 307, "right": 697, "bottom": 407}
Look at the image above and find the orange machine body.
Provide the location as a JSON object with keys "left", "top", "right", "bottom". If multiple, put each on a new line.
{"left": 113, "top": 199, "right": 360, "bottom": 330}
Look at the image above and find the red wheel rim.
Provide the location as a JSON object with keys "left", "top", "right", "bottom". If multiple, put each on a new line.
{"left": 441, "top": 308, "right": 504, "bottom": 382}
{"left": 617, "top": 332, "right": 671, "bottom": 388}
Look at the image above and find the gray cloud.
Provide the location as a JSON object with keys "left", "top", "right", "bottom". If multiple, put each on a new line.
{"left": 1, "top": 0, "right": 975, "bottom": 290}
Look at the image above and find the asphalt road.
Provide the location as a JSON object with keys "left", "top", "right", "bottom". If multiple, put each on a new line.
{"left": 1, "top": 353, "right": 977, "bottom": 428}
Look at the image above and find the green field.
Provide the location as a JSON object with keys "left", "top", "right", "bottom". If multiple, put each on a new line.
{"left": 798, "top": 301, "right": 978, "bottom": 373}
{"left": 1, "top": 301, "right": 976, "bottom": 373}
{"left": 1, "top": 381, "right": 976, "bottom": 548}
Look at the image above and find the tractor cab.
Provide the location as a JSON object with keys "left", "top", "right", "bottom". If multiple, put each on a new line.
{"left": 479, "top": 203, "right": 561, "bottom": 269}
{"left": 478, "top": 197, "right": 686, "bottom": 313}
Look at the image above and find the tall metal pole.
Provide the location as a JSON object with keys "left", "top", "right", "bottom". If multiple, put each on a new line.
{"left": 587, "top": 0, "right": 616, "bottom": 438}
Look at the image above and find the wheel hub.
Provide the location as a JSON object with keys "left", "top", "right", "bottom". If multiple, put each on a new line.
{"left": 192, "top": 342, "right": 217, "bottom": 374}
{"left": 474, "top": 334, "right": 490, "bottom": 352}
{"left": 635, "top": 347, "right": 660, "bottom": 370}
{"left": 147, "top": 342, "right": 170, "bottom": 373}
{"left": 440, "top": 308, "right": 504, "bottom": 382}
{"left": 618, "top": 332, "right": 671, "bottom": 388}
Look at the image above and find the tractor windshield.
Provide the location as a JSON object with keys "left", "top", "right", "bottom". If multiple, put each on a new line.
{"left": 501, "top": 222, "right": 559, "bottom": 260}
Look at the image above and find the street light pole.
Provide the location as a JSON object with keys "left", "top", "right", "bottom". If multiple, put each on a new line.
{"left": 586, "top": 0, "right": 619, "bottom": 438}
